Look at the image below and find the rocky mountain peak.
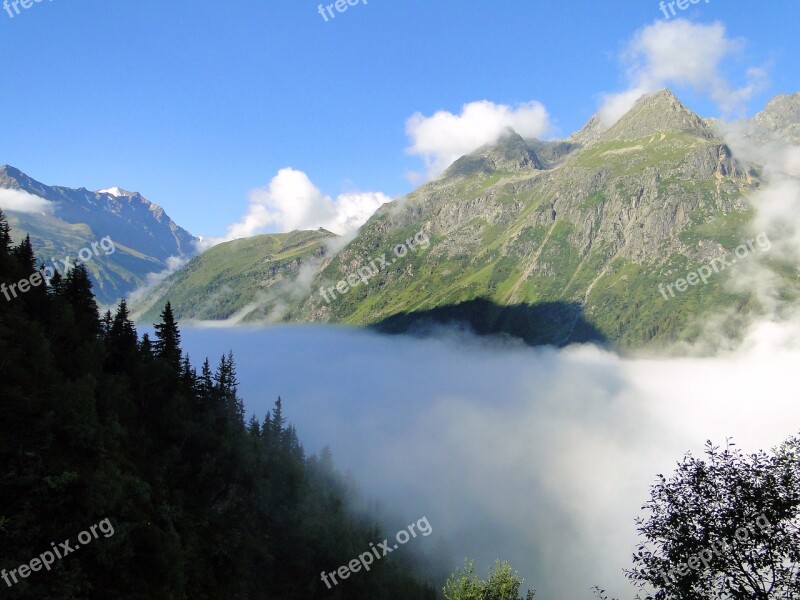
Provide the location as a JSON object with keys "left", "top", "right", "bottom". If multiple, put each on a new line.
{"left": 567, "top": 114, "right": 605, "bottom": 147}
{"left": 442, "top": 127, "right": 544, "bottom": 178}
{"left": 601, "top": 89, "right": 716, "bottom": 142}
{"left": 753, "top": 92, "right": 800, "bottom": 144}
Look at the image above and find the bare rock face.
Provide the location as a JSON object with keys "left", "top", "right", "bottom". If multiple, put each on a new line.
{"left": 750, "top": 92, "right": 800, "bottom": 145}
{"left": 291, "top": 88, "right": 767, "bottom": 348}
{"left": 146, "top": 90, "right": 795, "bottom": 349}
{"left": 443, "top": 128, "right": 545, "bottom": 177}
{"left": 600, "top": 89, "right": 717, "bottom": 143}
{"left": 567, "top": 114, "right": 605, "bottom": 147}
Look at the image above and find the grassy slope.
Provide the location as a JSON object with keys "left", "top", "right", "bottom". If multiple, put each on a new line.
{"left": 138, "top": 229, "right": 335, "bottom": 322}
{"left": 139, "top": 129, "right": 795, "bottom": 350}
{"left": 298, "top": 133, "right": 793, "bottom": 348}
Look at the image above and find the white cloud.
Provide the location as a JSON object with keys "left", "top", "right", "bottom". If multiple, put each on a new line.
{"left": 405, "top": 100, "right": 551, "bottom": 180}
{"left": 204, "top": 168, "right": 391, "bottom": 248}
{"left": 0, "top": 189, "right": 54, "bottom": 214}
{"left": 599, "top": 19, "right": 768, "bottom": 127}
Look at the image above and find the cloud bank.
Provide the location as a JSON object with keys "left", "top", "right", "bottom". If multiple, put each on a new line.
{"left": 173, "top": 39, "right": 800, "bottom": 597}
{"left": 177, "top": 320, "right": 800, "bottom": 600}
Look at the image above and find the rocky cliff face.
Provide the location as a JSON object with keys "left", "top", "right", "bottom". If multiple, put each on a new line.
{"left": 142, "top": 89, "right": 798, "bottom": 349}
{"left": 292, "top": 89, "right": 769, "bottom": 347}
{"left": 751, "top": 93, "right": 800, "bottom": 145}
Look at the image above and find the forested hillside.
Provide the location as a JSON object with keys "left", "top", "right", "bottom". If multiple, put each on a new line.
{"left": 0, "top": 208, "right": 436, "bottom": 599}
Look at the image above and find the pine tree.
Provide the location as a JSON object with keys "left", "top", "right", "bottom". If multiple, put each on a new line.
{"left": 0, "top": 210, "right": 15, "bottom": 284}
{"left": 12, "top": 234, "right": 36, "bottom": 274}
{"left": 139, "top": 332, "right": 154, "bottom": 358}
{"left": 212, "top": 352, "right": 245, "bottom": 430}
{"left": 180, "top": 353, "right": 197, "bottom": 396}
{"left": 153, "top": 302, "right": 182, "bottom": 370}
{"left": 105, "top": 299, "right": 139, "bottom": 372}
{"left": 100, "top": 309, "right": 113, "bottom": 338}
{"left": 271, "top": 396, "right": 285, "bottom": 443}
{"left": 10, "top": 236, "right": 48, "bottom": 315}
{"left": 0, "top": 208, "right": 11, "bottom": 254}
{"left": 61, "top": 263, "right": 100, "bottom": 340}
{"left": 262, "top": 412, "right": 273, "bottom": 450}
{"left": 197, "top": 358, "right": 214, "bottom": 411}
{"left": 47, "top": 268, "right": 64, "bottom": 296}
{"left": 226, "top": 350, "right": 244, "bottom": 427}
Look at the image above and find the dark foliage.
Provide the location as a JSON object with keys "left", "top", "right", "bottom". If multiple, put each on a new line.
{"left": 0, "top": 212, "right": 436, "bottom": 599}
{"left": 626, "top": 438, "right": 800, "bottom": 599}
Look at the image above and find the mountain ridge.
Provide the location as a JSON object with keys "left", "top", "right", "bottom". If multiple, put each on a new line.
{"left": 0, "top": 165, "right": 197, "bottom": 304}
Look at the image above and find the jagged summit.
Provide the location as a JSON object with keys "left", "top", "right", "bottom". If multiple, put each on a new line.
{"left": 442, "top": 90, "right": 722, "bottom": 180}
{"left": 752, "top": 92, "right": 800, "bottom": 145}
{"left": 759, "top": 92, "right": 800, "bottom": 120}
{"left": 443, "top": 128, "right": 544, "bottom": 178}
{"left": 600, "top": 89, "right": 716, "bottom": 142}
{"left": 0, "top": 164, "right": 50, "bottom": 196}
{"left": 567, "top": 114, "right": 605, "bottom": 147}
{"left": 1, "top": 164, "right": 24, "bottom": 178}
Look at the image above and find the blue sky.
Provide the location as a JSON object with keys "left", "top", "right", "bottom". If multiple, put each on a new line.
{"left": 0, "top": 0, "right": 797, "bottom": 239}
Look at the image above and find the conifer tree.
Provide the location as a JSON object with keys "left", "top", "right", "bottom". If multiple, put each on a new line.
{"left": 100, "top": 309, "right": 113, "bottom": 338}
{"left": 153, "top": 301, "right": 182, "bottom": 370}
{"left": 47, "top": 268, "right": 64, "bottom": 296}
{"left": 139, "top": 332, "right": 154, "bottom": 358}
{"left": 12, "top": 234, "right": 36, "bottom": 274}
{"left": 0, "top": 208, "right": 11, "bottom": 254}
{"left": 180, "top": 353, "right": 197, "bottom": 396}
{"left": 271, "top": 396, "right": 285, "bottom": 441}
{"left": 62, "top": 263, "right": 100, "bottom": 338}
{"left": 106, "top": 299, "right": 139, "bottom": 372}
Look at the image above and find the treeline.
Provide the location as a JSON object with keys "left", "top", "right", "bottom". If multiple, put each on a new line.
{"left": 0, "top": 209, "right": 437, "bottom": 599}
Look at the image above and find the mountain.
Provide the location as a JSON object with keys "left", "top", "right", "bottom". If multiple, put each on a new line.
{"left": 0, "top": 166, "right": 196, "bottom": 304}
{"left": 443, "top": 128, "right": 545, "bottom": 177}
{"left": 139, "top": 89, "right": 799, "bottom": 349}
{"left": 136, "top": 228, "right": 336, "bottom": 322}
{"left": 288, "top": 89, "right": 770, "bottom": 347}
{"left": 600, "top": 89, "right": 717, "bottom": 142}
{"left": 749, "top": 92, "right": 800, "bottom": 145}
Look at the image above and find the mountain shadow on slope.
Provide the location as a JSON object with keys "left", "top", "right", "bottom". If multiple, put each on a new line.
{"left": 371, "top": 298, "right": 607, "bottom": 348}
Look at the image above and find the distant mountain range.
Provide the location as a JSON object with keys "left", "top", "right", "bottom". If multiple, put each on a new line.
{"left": 6, "top": 90, "right": 800, "bottom": 349}
{"left": 0, "top": 166, "right": 196, "bottom": 304}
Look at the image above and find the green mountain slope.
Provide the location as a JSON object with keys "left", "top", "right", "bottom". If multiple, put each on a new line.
{"left": 143, "top": 89, "right": 800, "bottom": 349}
{"left": 138, "top": 229, "right": 336, "bottom": 322}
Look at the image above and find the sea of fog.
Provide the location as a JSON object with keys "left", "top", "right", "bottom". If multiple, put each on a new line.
{"left": 176, "top": 322, "right": 800, "bottom": 599}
